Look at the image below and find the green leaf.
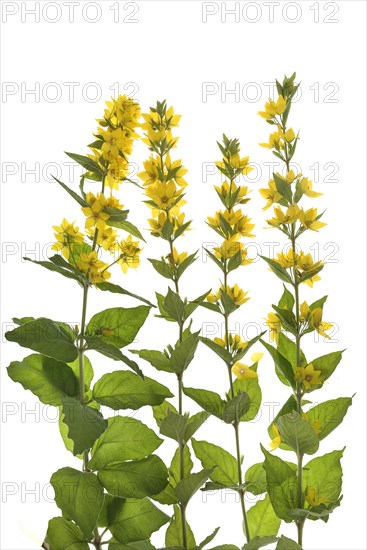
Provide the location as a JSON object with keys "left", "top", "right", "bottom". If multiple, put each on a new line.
{"left": 163, "top": 289, "right": 185, "bottom": 323}
{"left": 306, "top": 397, "right": 353, "bottom": 441}
{"left": 261, "top": 446, "right": 297, "bottom": 522}
{"left": 273, "top": 173, "right": 292, "bottom": 203}
{"left": 311, "top": 351, "right": 344, "bottom": 384}
{"left": 149, "top": 259, "right": 173, "bottom": 280}
{"left": 93, "top": 371, "right": 173, "bottom": 410}
{"left": 61, "top": 396, "right": 107, "bottom": 455}
{"left": 96, "top": 282, "right": 155, "bottom": 307}
{"left": 51, "top": 468, "right": 104, "bottom": 539}
{"left": 170, "top": 331, "right": 200, "bottom": 374}
{"left": 152, "top": 400, "right": 178, "bottom": 428}
{"left": 276, "top": 536, "right": 302, "bottom": 549}
{"left": 98, "top": 455, "right": 168, "bottom": 499}
{"left": 46, "top": 517, "right": 89, "bottom": 549}
{"left": 277, "top": 411, "right": 319, "bottom": 455}
{"left": 85, "top": 336, "right": 143, "bottom": 376}
{"left": 67, "top": 355, "right": 94, "bottom": 391}
{"left": 6, "top": 318, "right": 78, "bottom": 362}
{"left": 65, "top": 152, "right": 102, "bottom": 174}
{"left": 260, "top": 256, "right": 292, "bottom": 284}
{"left": 7, "top": 353, "right": 78, "bottom": 405}
{"left": 169, "top": 446, "right": 193, "bottom": 486}
{"left": 175, "top": 469, "right": 213, "bottom": 506}
{"left": 196, "top": 527, "right": 220, "bottom": 549}
{"left": 183, "top": 387, "right": 224, "bottom": 420}
{"left": 165, "top": 505, "right": 196, "bottom": 549}
{"left": 278, "top": 285, "right": 295, "bottom": 311}
{"left": 260, "top": 339, "right": 296, "bottom": 389}
{"left": 151, "top": 482, "right": 178, "bottom": 506}
{"left": 192, "top": 439, "right": 238, "bottom": 486}
{"left": 233, "top": 368, "right": 262, "bottom": 422}
{"left": 130, "top": 349, "right": 172, "bottom": 373}
{"left": 160, "top": 410, "right": 188, "bottom": 443}
{"left": 272, "top": 305, "right": 297, "bottom": 334}
{"left": 245, "top": 463, "right": 267, "bottom": 495}
{"left": 90, "top": 416, "right": 163, "bottom": 470}
{"left": 115, "top": 220, "right": 146, "bottom": 241}
{"left": 242, "top": 536, "right": 277, "bottom": 550}
{"left": 53, "top": 176, "right": 87, "bottom": 206}
{"left": 86, "top": 306, "right": 150, "bottom": 348}
{"left": 109, "top": 539, "right": 155, "bottom": 550}
{"left": 223, "top": 392, "right": 250, "bottom": 423}
{"left": 277, "top": 333, "right": 307, "bottom": 369}
{"left": 247, "top": 494, "right": 281, "bottom": 538}
{"left": 184, "top": 411, "right": 210, "bottom": 441}
{"left": 303, "top": 449, "right": 344, "bottom": 504}
{"left": 200, "top": 337, "right": 233, "bottom": 364}
{"left": 176, "top": 252, "right": 197, "bottom": 280}
{"left": 24, "top": 256, "right": 84, "bottom": 284}
{"left": 220, "top": 289, "right": 238, "bottom": 316}
{"left": 108, "top": 497, "right": 169, "bottom": 544}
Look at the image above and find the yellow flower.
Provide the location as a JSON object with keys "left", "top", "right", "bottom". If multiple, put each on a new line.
{"left": 276, "top": 249, "right": 298, "bottom": 268}
{"left": 166, "top": 153, "right": 188, "bottom": 187}
{"left": 264, "top": 312, "right": 281, "bottom": 344}
{"left": 229, "top": 153, "right": 253, "bottom": 175}
{"left": 148, "top": 211, "right": 167, "bottom": 236}
{"left": 207, "top": 209, "right": 241, "bottom": 229}
{"left": 232, "top": 362, "right": 258, "bottom": 380}
{"left": 259, "top": 179, "right": 282, "bottom": 210}
{"left": 169, "top": 247, "right": 188, "bottom": 266}
{"left": 299, "top": 208, "right": 327, "bottom": 231}
{"left": 77, "top": 250, "right": 111, "bottom": 283}
{"left": 214, "top": 235, "right": 242, "bottom": 260}
{"left": 297, "top": 252, "right": 323, "bottom": 273}
{"left": 221, "top": 284, "right": 249, "bottom": 306}
{"left": 258, "top": 96, "right": 287, "bottom": 120}
{"left": 237, "top": 215, "right": 255, "bottom": 238}
{"left": 284, "top": 128, "right": 296, "bottom": 142}
{"left": 138, "top": 156, "right": 161, "bottom": 187}
{"left": 105, "top": 156, "right": 130, "bottom": 189}
{"left": 269, "top": 425, "right": 282, "bottom": 451}
{"left": 303, "top": 274, "right": 321, "bottom": 287}
{"left": 267, "top": 204, "right": 300, "bottom": 226}
{"left": 101, "top": 94, "right": 141, "bottom": 134}
{"left": 95, "top": 226, "right": 117, "bottom": 252}
{"left": 145, "top": 181, "right": 180, "bottom": 211}
{"left": 214, "top": 334, "right": 248, "bottom": 353}
{"left": 300, "top": 177, "right": 322, "bottom": 198}
{"left": 260, "top": 130, "right": 284, "bottom": 149}
{"left": 52, "top": 219, "right": 84, "bottom": 260}
{"left": 206, "top": 293, "right": 219, "bottom": 303}
{"left": 100, "top": 127, "right": 131, "bottom": 161}
{"left": 82, "top": 194, "right": 110, "bottom": 231}
{"left": 299, "top": 301, "right": 311, "bottom": 322}
{"left": 117, "top": 235, "right": 142, "bottom": 274}
{"left": 285, "top": 170, "right": 301, "bottom": 184}
{"left": 306, "top": 487, "right": 328, "bottom": 507}
{"left": 311, "top": 308, "right": 333, "bottom": 338}
{"left": 241, "top": 247, "right": 252, "bottom": 266}
{"left": 295, "top": 363, "right": 322, "bottom": 390}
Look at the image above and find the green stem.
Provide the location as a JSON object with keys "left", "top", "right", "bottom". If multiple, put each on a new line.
{"left": 78, "top": 282, "right": 90, "bottom": 472}
{"left": 227, "top": 366, "right": 251, "bottom": 543}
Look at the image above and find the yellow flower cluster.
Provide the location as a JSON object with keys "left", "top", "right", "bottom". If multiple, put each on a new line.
{"left": 138, "top": 100, "right": 189, "bottom": 264}
{"left": 52, "top": 95, "right": 143, "bottom": 284}
{"left": 275, "top": 249, "right": 323, "bottom": 287}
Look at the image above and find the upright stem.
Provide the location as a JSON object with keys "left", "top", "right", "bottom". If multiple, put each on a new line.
{"left": 78, "top": 283, "right": 90, "bottom": 472}
{"left": 223, "top": 259, "right": 251, "bottom": 543}
{"left": 169, "top": 237, "right": 188, "bottom": 549}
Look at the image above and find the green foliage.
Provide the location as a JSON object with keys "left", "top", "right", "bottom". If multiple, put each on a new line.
{"left": 165, "top": 505, "right": 196, "bottom": 549}
{"left": 46, "top": 517, "right": 89, "bottom": 549}
{"left": 192, "top": 439, "right": 238, "bottom": 487}
{"left": 86, "top": 306, "right": 150, "bottom": 348}
{"left": 277, "top": 411, "right": 320, "bottom": 455}
{"left": 7, "top": 354, "right": 78, "bottom": 406}
{"left": 306, "top": 397, "right": 352, "bottom": 440}
{"left": 6, "top": 317, "right": 78, "bottom": 362}
{"left": 260, "top": 339, "right": 296, "bottom": 389}
{"left": 247, "top": 494, "right": 281, "bottom": 538}
{"left": 93, "top": 370, "right": 173, "bottom": 410}
{"left": 61, "top": 396, "right": 107, "bottom": 455}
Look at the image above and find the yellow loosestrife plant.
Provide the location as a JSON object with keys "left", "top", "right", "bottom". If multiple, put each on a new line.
{"left": 4, "top": 78, "right": 350, "bottom": 550}
{"left": 258, "top": 73, "right": 352, "bottom": 549}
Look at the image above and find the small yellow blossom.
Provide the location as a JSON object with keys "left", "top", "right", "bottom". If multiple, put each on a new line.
{"left": 276, "top": 249, "right": 299, "bottom": 268}
{"left": 52, "top": 219, "right": 84, "bottom": 260}
{"left": 259, "top": 179, "right": 282, "bottom": 211}
{"left": 214, "top": 334, "right": 248, "bottom": 353}
{"left": 117, "top": 235, "right": 142, "bottom": 274}
{"left": 251, "top": 352, "right": 264, "bottom": 363}
{"left": 311, "top": 308, "right": 333, "bottom": 338}
{"left": 232, "top": 362, "right": 258, "bottom": 380}
{"left": 306, "top": 487, "right": 328, "bottom": 507}
{"left": 267, "top": 204, "right": 300, "bottom": 226}
{"left": 169, "top": 248, "right": 188, "bottom": 266}
{"left": 299, "top": 208, "right": 327, "bottom": 232}
{"left": 221, "top": 284, "right": 249, "bottom": 306}
{"left": 300, "top": 177, "right": 322, "bottom": 198}
{"left": 295, "top": 363, "right": 322, "bottom": 390}
{"left": 264, "top": 312, "right": 281, "bottom": 344}
{"left": 269, "top": 425, "right": 282, "bottom": 451}
{"left": 258, "top": 96, "right": 287, "bottom": 120}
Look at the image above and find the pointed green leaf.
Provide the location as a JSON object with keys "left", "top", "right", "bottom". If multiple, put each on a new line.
{"left": 303, "top": 449, "right": 344, "bottom": 504}
{"left": 6, "top": 318, "right": 78, "bottom": 362}
{"left": 245, "top": 463, "right": 267, "bottom": 496}
{"left": 53, "top": 176, "right": 87, "bottom": 206}
{"left": 85, "top": 337, "right": 143, "bottom": 376}
{"left": 108, "top": 497, "right": 169, "bottom": 544}
{"left": 223, "top": 391, "right": 250, "bottom": 423}
{"left": 165, "top": 505, "right": 196, "bottom": 549}
{"left": 90, "top": 416, "right": 163, "bottom": 470}
{"left": 242, "top": 536, "right": 277, "bottom": 550}
{"left": 306, "top": 397, "right": 352, "bottom": 440}
{"left": 46, "top": 517, "right": 89, "bottom": 549}
{"left": 61, "top": 396, "right": 107, "bottom": 455}
{"left": 7, "top": 353, "right": 78, "bottom": 406}
{"left": 93, "top": 371, "right": 173, "bottom": 410}
{"left": 200, "top": 337, "right": 233, "bottom": 364}
{"left": 276, "top": 536, "right": 302, "bottom": 549}
{"left": 260, "top": 339, "right": 296, "bottom": 389}
{"left": 86, "top": 306, "right": 150, "bottom": 349}
{"left": 183, "top": 387, "right": 224, "bottom": 420}
{"left": 160, "top": 410, "right": 188, "bottom": 443}
{"left": 192, "top": 439, "right": 238, "bottom": 486}
{"left": 96, "top": 282, "right": 155, "bottom": 307}
{"left": 170, "top": 331, "right": 200, "bottom": 374}
{"left": 169, "top": 446, "right": 193, "bottom": 486}
{"left": 261, "top": 446, "right": 297, "bottom": 522}
{"left": 277, "top": 411, "right": 319, "bottom": 455}
{"left": 51, "top": 468, "right": 104, "bottom": 539}
{"left": 247, "top": 494, "right": 281, "bottom": 538}
{"left": 233, "top": 366, "right": 262, "bottom": 422}
{"left": 175, "top": 469, "right": 213, "bottom": 506}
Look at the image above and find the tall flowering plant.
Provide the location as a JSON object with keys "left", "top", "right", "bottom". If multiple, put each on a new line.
{"left": 133, "top": 100, "right": 239, "bottom": 549}
{"left": 258, "top": 73, "right": 352, "bottom": 548}
{"left": 5, "top": 95, "right": 175, "bottom": 548}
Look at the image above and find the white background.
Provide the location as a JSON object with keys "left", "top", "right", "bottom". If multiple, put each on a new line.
{"left": 1, "top": 1, "right": 366, "bottom": 549}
